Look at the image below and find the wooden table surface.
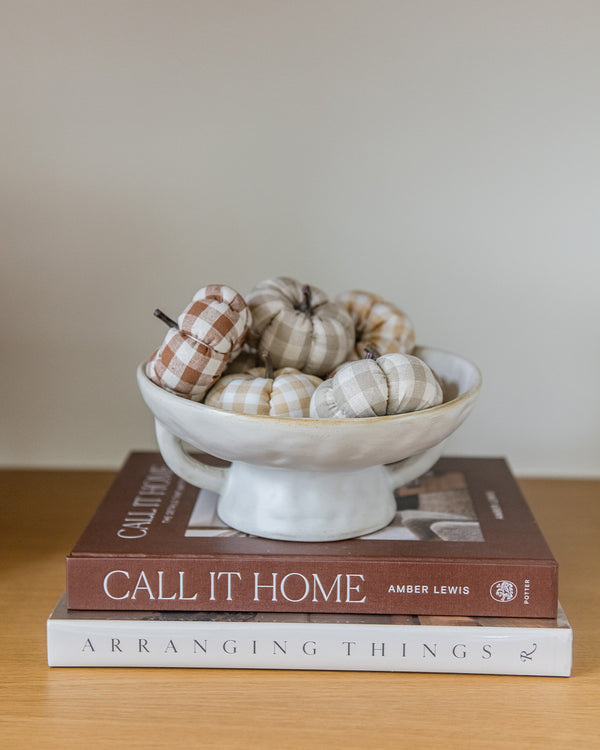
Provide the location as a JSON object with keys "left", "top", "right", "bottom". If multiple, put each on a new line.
{"left": 0, "top": 468, "right": 598, "bottom": 749}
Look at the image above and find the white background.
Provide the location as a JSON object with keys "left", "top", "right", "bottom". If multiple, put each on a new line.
{"left": 2, "top": 2, "right": 598, "bottom": 475}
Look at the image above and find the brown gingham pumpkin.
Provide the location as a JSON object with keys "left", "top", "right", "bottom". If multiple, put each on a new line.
{"left": 146, "top": 284, "right": 251, "bottom": 401}
{"left": 245, "top": 277, "right": 354, "bottom": 377}
{"left": 309, "top": 352, "right": 443, "bottom": 419}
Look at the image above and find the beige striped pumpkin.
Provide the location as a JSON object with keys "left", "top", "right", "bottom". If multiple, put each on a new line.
{"left": 245, "top": 277, "right": 354, "bottom": 377}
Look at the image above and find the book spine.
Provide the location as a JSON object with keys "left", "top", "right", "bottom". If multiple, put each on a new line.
{"left": 66, "top": 557, "right": 558, "bottom": 617}
{"left": 47, "top": 617, "right": 572, "bottom": 676}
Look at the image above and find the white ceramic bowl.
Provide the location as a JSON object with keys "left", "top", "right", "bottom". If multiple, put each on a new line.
{"left": 137, "top": 346, "right": 481, "bottom": 541}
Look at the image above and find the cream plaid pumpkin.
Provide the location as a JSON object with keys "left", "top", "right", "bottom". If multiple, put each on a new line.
{"left": 204, "top": 366, "right": 322, "bottom": 418}
{"left": 146, "top": 284, "right": 251, "bottom": 401}
{"left": 245, "top": 277, "right": 354, "bottom": 377}
{"left": 309, "top": 353, "right": 443, "bottom": 419}
{"left": 336, "top": 289, "right": 416, "bottom": 360}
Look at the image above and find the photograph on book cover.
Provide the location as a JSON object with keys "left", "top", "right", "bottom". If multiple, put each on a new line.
{"left": 186, "top": 468, "right": 484, "bottom": 542}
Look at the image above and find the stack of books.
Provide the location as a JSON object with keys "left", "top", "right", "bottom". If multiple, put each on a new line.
{"left": 47, "top": 453, "right": 572, "bottom": 676}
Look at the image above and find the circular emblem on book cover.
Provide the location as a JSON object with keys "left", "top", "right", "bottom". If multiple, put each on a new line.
{"left": 490, "top": 580, "right": 518, "bottom": 603}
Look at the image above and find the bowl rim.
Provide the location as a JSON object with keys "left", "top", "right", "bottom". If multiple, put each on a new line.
{"left": 137, "top": 345, "right": 482, "bottom": 427}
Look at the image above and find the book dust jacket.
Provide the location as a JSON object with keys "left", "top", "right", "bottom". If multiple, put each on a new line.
{"left": 66, "top": 453, "right": 558, "bottom": 617}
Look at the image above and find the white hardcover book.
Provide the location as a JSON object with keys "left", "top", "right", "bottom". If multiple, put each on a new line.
{"left": 47, "top": 595, "right": 572, "bottom": 676}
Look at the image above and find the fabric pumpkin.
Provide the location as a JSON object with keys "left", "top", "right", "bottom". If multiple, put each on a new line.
{"left": 336, "top": 289, "right": 416, "bottom": 360}
{"left": 204, "top": 366, "right": 322, "bottom": 418}
{"left": 245, "top": 277, "right": 354, "bottom": 377}
{"left": 146, "top": 284, "right": 251, "bottom": 401}
{"left": 309, "top": 353, "right": 443, "bottom": 419}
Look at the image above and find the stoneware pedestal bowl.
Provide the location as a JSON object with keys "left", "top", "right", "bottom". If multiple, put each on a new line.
{"left": 137, "top": 346, "right": 481, "bottom": 542}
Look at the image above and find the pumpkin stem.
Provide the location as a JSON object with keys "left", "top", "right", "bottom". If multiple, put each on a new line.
{"left": 297, "top": 284, "right": 313, "bottom": 315}
{"left": 154, "top": 309, "right": 179, "bottom": 329}
{"left": 261, "top": 351, "right": 275, "bottom": 380}
{"left": 363, "top": 345, "right": 380, "bottom": 360}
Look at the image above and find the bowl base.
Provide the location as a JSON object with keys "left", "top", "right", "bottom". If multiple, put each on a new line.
{"left": 217, "top": 462, "right": 398, "bottom": 542}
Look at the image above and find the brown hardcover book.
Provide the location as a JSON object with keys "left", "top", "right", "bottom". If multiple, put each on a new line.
{"left": 66, "top": 452, "right": 559, "bottom": 617}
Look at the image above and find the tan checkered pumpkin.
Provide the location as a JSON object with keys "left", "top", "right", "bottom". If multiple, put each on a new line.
{"left": 204, "top": 366, "right": 322, "bottom": 418}
{"left": 309, "top": 352, "right": 443, "bottom": 419}
{"left": 336, "top": 289, "right": 416, "bottom": 360}
{"left": 146, "top": 284, "right": 251, "bottom": 401}
{"left": 245, "top": 277, "right": 354, "bottom": 377}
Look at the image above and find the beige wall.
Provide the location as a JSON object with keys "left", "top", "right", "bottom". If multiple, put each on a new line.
{"left": 2, "top": 2, "right": 598, "bottom": 475}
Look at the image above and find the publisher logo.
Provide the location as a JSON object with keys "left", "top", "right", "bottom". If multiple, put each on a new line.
{"left": 490, "top": 580, "right": 517, "bottom": 603}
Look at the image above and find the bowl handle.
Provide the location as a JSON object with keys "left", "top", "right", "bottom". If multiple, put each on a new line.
{"left": 384, "top": 442, "right": 446, "bottom": 489}
{"left": 155, "top": 420, "right": 228, "bottom": 493}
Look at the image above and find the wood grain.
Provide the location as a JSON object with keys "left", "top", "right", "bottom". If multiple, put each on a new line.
{"left": 0, "top": 470, "right": 598, "bottom": 749}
